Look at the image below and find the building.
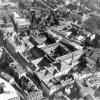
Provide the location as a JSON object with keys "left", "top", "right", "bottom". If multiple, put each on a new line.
{"left": 11, "top": 12, "right": 30, "bottom": 32}
{"left": 41, "top": 42, "right": 74, "bottom": 61}
{"left": 0, "top": 77, "right": 20, "bottom": 100}
{"left": 5, "top": 31, "right": 29, "bottom": 53}
{"left": 23, "top": 36, "right": 34, "bottom": 49}
{"left": 30, "top": 55, "right": 74, "bottom": 95}
{"left": 84, "top": 48, "right": 100, "bottom": 71}
{"left": 0, "top": 19, "right": 4, "bottom": 27}
{"left": 9, "top": 62, "right": 26, "bottom": 79}
{"left": 0, "top": 47, "right": 3, "bottom": 58}
{"left": 41, "top": 75, "right": 74, "bottom": 96}
{"left": 29, "top": 29, "right": 61, "bottom": 47}
{"left": 0, "top": 0, "right": 17, "bottom": 9}
{"left": 30, "top": 30, "right": 47, "bottom": 46}
{"left": 65, "top": 0, "right": 78, "bottom": 5}
{"left": 73, "top": 79, "right": 97, "bottom": 100}
{"left": 22, "top": 46, "right": 46, "bottom": 65}
{"left": 49, "top": 23, "right": 89, "bottom": 46}
{"left": 85, "top": 72, "right": 100, "bottom": 87}
{"left": 56, "top": 49, "right": 83, "bottom": 66}
{"left": 34, "top": 57, "right": 58, "bottom": 80}
{"left": 26, "top": 89, "right": 43, "bottom": 100}
{"left": 32, "top": 54, "right": 72, "bottom": 80}
{"left": 4, "top": 32, "right": 38, "bottom": 72}
{"left": 0, "top": 72, "right": 15, "bottom": 84}
{"left": 41, "top": 42, "right": 83, "bottom": 64}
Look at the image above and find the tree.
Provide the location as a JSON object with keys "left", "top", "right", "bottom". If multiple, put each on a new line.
{"left": 69, "top": 13, "right": 82, "bottom": 24}
{"left": 84, "top": 20, "right": 97, "bottom": 33}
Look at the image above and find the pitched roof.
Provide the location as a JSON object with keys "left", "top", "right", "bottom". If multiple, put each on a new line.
{"left": 53, "top": 69, "right": 58, "bottom": 75}
{"left": 44, "top": 69, "right": 50, "bottom": 76}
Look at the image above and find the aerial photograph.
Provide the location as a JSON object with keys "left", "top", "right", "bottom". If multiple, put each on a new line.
{"left": 1, "top": 0, "right": 100, "bottom": 100}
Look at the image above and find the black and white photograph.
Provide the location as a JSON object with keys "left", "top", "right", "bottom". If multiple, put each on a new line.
{"left": 0, "top": 0, "right": 100, "bottom": 100}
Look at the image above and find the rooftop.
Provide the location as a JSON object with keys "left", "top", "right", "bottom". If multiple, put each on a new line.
{"left": 85, "top": 73, "right": 100, "bottom": 87}
{"left": 9, "top": 62, "right": 26, "bottom": 76}
{"left": 41, "top": 42, "right": 74, "bottom": 60}
{"left": 36, "top": 60, "right": 71, "bottom": 82}
{"left": 42, "top": 75, "right": 74, "bottom": 95}
{"left": 0, "top": 77, "right": 20, "bottom": 100}
{"left": 27, "top": 89, "right": 43, "bottom": 100}
{"left": 0, "top": 72, "right": 14, "bottom": 83}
